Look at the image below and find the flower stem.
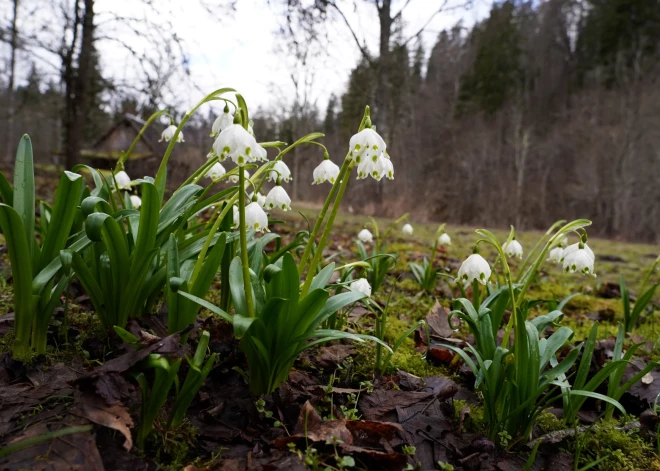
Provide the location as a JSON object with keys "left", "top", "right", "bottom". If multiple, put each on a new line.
{"left": 238, "top": 170, "right": 255, "bottom": 318}
{"left": 298, "top": 158, "right": 351, "bottom": 277}
{"left": 301, "top": 162, "right": 354, "bottom": 297}
{"left": 154, "top": 87, "right": 235, "bottom": 199}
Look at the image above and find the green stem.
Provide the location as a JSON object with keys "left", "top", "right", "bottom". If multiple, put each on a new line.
{"left": 154, "top": 87, "right": 235, "bottom": 198}
{"left": 0, "top": 425, "right": 92, "bottom": 458}
{"left": 238, "top": 170, "right": 255, "bottom": 318}
{"left": 301, "top": 162, "right": 354, "bottom": 297}
{"left": 298, "top": 159, "right": 351, "bottom": 276}
{"left": 639, "top": 255, "right": 660, "bottom": 294}
{"left": 189, "top": 195, "right": 236, "bottom": 287}
{"left": 116, "top": 110, "right": 169, "bottom": 171}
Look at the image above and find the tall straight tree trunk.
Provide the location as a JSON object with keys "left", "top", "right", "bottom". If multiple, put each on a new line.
{"left": 5, "top": 0, "right": 20, "bottom": 162}
{"left": 373, "top": 0, "right": 392, "bottom": 206}
{"left": 64, "top": 0, "right": 95, "bottom": 170}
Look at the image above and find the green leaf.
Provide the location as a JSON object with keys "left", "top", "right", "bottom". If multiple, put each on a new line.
{"left": 12, "top": 135, "right": 35, "bottom": 259}
{"left": 0, "top": 172, "right": 13, "bottom": 206}
{"left": 176, "top": 290, "right": 233, "bottom": 324}
{"left": 229, "top": 256, "right": 248, "bottom": 316}
{"left": 191, "top": 233, "right": 226, "bottom": 297}
{"left": 132, "top": 182, "right": 159, "bottom": 265}
{"left": 310, "top": 263, "right": 335, "bottom": 292}
{"left": 0, "top": 204, "right": 34, "bottom": 357}
{"left": 39, "top": 171, "right": 83, "bottom": 271}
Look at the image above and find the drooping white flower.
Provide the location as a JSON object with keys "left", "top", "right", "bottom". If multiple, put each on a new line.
{"left": 357, "top": 229, "right": 373, "bottom": 244}
{"left": 563, "top": 244, "right": 596, "bottom": 277}
{"left": 227, "top": 169, "right": 250, "bottom": 184}
{"left": 456, "top": 253, "right": 491, "bottom": 287}
{"left": 213, "top": 124, "right": 258, "bottom": 166}
{"left": 268, "top": 160, "right": 292, "bottom": 183}
{"left": 232, "top": 205, "right": 239, "bottom": 227}
{"left": 244, "top": 202, "right": 269, "bottom": 232}
{"left": 313, "top": 159, "right": 340, "bottom": 184}
{"left": 356, "top": 154, "right": 392, "bottom": 181}
{"left": 160, "top": 125, "right": 183, "bottom": 143}
{"left": 547, "top": 247, "right": 564, "bottom": 263}
{"left": 130, "top": 195, "right": 142, "bottom": 209}
{"left": 349, "top": 278, "right": 372, "bottom": 297}
{"left": 558, "top": 235, "right": 569, "bottom": 248}
{"left": 205, "top": 162, "right": 226, "bottom": 181}
{"left": 438, "top": 233, "right": 452, "bottom": 246}
{"left": 114, "top": 171, "right": 131, "bottom": 190}
{"left": 211, "top": 108, "right": 234, "bottom": 137}
{"left": 560, "top": 242, "right": 594, "bottom": 263}
{"left": 249, "top": 192, "right": 267, "bottom": 208}
{"left": 402, "top": 223, "right": 413, "bottom": 235}
{"left": 265, "top": 185, "right": 291, "bottom": 211}
{"left": 502, "top": 239, "right": 524, "bottom": 259}
{"left": 348, "top": 128, "right": 386, "bottom": 164}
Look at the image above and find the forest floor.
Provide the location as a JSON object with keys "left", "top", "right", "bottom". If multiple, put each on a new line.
{"left": 0, "top": 170, "right": 659, "bottom": 470}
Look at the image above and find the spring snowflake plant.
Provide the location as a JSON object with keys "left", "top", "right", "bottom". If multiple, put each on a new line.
{"left": 177, "top": 102, "right": 394, "bottom": 395}
{"left": 442, "top": 220, "right": 636, "bottom": 445}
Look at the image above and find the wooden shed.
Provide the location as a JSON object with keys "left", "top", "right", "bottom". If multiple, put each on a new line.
{"left": 81, "top": 114, "right": 168, "bottom": 178}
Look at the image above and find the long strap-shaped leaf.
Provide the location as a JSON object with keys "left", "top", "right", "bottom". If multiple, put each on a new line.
{"left": 39, "top": 171, "right": 83, "bottom": 271}
{"left": 12, "top": 135, "right": 35, "bottom": 261}
{"left": 0, "top": 204, "right": 34, "bottom": 357}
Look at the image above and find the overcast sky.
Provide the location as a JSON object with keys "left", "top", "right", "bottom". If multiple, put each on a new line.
{"left": 3, "top": 0, "right": 489, "bottom": 114}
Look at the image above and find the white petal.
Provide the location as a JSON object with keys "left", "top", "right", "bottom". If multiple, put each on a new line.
{"left": 114, "top": 171, "right": 131, "bottom": 190}
{"left": 349, "top": 278, "right": 372, "bottom": 297}
{"left": 456, "top": 254, "right": 491, "bottom": 287}
{"left": 265, "top": 185, "right": 291, "bottom": 211}
{"left": 269, "top": 161, "right": 292, "bottom": 182}
{"left": 313, "top": 160, "right": 340, "bottom": 184}
{"left": 357, "top": 229, "right": 373, "bottom": 243}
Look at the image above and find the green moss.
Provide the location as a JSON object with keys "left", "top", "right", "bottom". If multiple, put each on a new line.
{"left": 536, "top": 409, "right": 564, "bottom": 434}
{"left": 575, "top": 420, "right": 660, "bottom": 471}
{"left": 453, "top": 399, "right": 486, "bottom": 433}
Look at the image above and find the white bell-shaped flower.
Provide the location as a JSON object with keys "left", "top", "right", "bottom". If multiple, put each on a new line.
{"left": 213, "top": 124, "right": 258, "bottom": 166}
{"left": 357, "top": 229, "right": 373, "bottom": 244}
{"left": 402, "top": 223, "right": 413, "bottom": 235}
{"left": 438, "top": 233, "right": 451, "bottom": 246}
{"left": 232, "top": 205, "right": 239, "bottom": 228}
{"left": 249, "top": 192, "right": 267, "bottom": 208}
{"left": 356, "top": 154, "right": 392, "bottom": 181}
{"left": 265, "top": 185, "right": 291, "bottom": 211}
{"left": 114, "top": 171, "right": 131, "bottom": 190}
{"left": 211, "top": 108, "right": 234, "bottom": 137}
{"left": 244, "top": 201, "right": 269, "bottom": 232}
{"left": 563, "top": 244, "right": 596, "bottom": 277}
{"left": 205, "top": 162, "right": 226, "bottom": 181}
{"left": 130, "top": 195, "right": 142, "bottom": 209}
{"left": 160, "top": 125, "right": 183, "bottom": 143}
{"left": 227, "top": 169, "right": 250, "bottom": 184}
{"left": 456, "top": 253, "right": 491, "bottom": 287}
{"left": 502, "top": 239, "right": 523, "bottom": 259}
{"left": 547, "top": 247, "right": 564, "bottom": 263}
{"left": 348, "top": 128, "right": 386, "bottom": 164}
{"left": 349, "top": 278, "right": 372, "bottom": 297}
{"left": 313, "top": 159, "right": 340, "bottom": 184}
{"left": 268, "top": 161, "right": 292, "bottom": 183}
{"left": 560, "top": 242, "right": 594, "bottom": 263}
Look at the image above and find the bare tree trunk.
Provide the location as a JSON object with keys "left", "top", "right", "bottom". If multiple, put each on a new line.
{"left": 5, "top": 0, "right": 20, "bottom": 161}
{"left": 64, "top": 0, "right": 95, "bottom": 170}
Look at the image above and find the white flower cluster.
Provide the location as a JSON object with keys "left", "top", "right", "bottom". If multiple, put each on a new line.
{"left": 349, "top": 128, "right": 394, "bottom": 181}
{"left": 545, "top": 238, "right": 596, "bottom": 277}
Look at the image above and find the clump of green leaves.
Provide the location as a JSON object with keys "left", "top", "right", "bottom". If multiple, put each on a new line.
{"left": 0, "top": 136, "right": 83, "bottom": 357}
